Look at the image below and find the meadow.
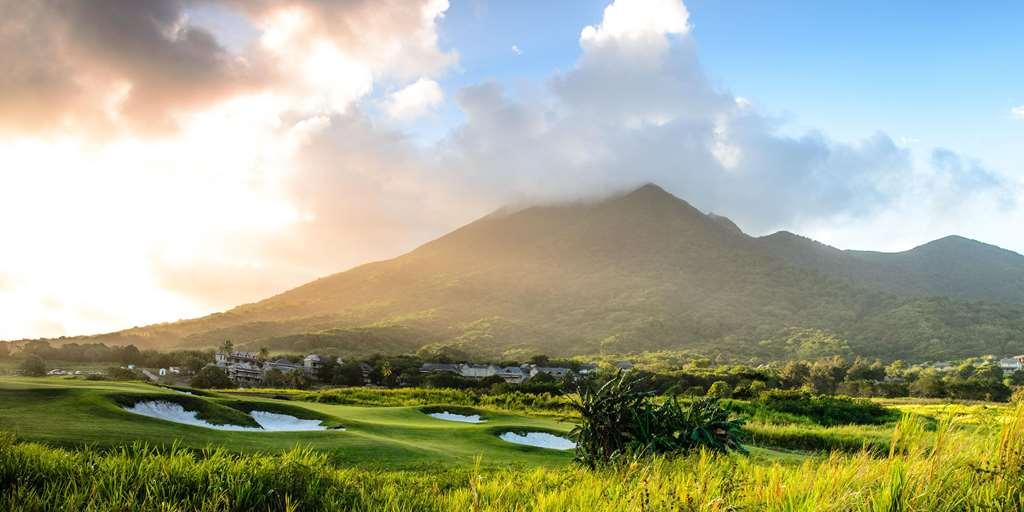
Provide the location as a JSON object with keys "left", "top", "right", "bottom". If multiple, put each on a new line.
{"left": 1, "top": 376, "right": 1022, "bottom": 510}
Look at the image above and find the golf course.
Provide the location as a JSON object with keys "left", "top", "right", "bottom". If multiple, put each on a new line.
{"left": 0, "top": 377, "right": 577, "bottom": 470}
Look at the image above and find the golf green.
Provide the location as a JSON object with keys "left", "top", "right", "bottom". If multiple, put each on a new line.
{"left": 0, "top": 377, "right": 575, "bottom": 469}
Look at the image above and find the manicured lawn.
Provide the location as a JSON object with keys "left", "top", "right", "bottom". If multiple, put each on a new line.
{"left": 0, "top": 377, "right": 576, "bottom": 469}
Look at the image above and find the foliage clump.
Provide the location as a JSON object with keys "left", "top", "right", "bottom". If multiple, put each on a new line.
{"left": 755, "top": 390, "right": 898, "bottom": 426}
{"left": 571, "top": 373, "right": 745, "bottom": 467}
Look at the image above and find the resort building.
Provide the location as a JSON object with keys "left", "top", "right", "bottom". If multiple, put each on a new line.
{"left": 998, "top": 355, "right": 1024, "bottom": 375}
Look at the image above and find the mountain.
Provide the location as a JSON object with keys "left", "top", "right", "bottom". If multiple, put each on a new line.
{"left": 30, "top": 184, "right": 1024, "bottom": 362}
{"left": 758, "top": 232, "right": 1024, "bottom": 304}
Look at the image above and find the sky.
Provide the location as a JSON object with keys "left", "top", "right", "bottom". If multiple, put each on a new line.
{"left": 0, "top": 0, "right": 1021, "bottom": 340}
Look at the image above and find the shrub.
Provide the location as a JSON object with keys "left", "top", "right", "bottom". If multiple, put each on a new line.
{"left": 105, "top": 367, "right": 139, "bottom": 381}
{"left": 17, "top": 356, "right": 46, "bottom": 377}
{"left": 571, "top": 373, "right": 745, "bottom": 467}
{"left": 706, "top": 380, "right": 732, "bottom": 398}
{"left": 756, "top": 390, "right": 897, "bottom": 426}
{"left": 189, "top": 366, "right": 234, "bottom": 389}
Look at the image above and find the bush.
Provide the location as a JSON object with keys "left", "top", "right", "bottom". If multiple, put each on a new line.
{"left": 572, "top": 373, "right": 745, "bottom": 468}
{"left": 756, "top": 390, "right": 897, "bottom": 426}
{"left": 705, "top": 380, "right": 732, "bottom": 398}
{"left": 18, "top": 356, "right": 46, "bottom": 377}
{"left": 105, "top": 367, "right": 139, "bottom": 381}
{"left": 189, "top": 366, "right": 234, "bottom": 389}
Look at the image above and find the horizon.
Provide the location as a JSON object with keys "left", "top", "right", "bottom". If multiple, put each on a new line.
{"left": 2, "top": 0, "right": 1023, "bottom": 339}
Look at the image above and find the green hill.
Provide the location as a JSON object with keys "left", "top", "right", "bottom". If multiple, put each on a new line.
{"left": 26, "top": 184, "right": 1024, "bottom": 361}
{"left": 758, "top": 231, "right": 1024, "bottom": 304}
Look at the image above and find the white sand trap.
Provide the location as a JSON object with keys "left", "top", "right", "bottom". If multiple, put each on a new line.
{"left": 250, "top": 411, "right": 327, "bottom": 431}
{"left": 499, "top": 432, "right": 576, "bottom": 450}
{"left": 427, "top": 411, "right": 485, "bottom": 423}
{"left": 124, "top": 401, "right": 327, "bottom": 432}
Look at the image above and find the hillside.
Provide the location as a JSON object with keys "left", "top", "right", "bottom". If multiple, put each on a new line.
{"left": 758, "top": 232, "right": 1024, "bottom": 304}
{"left": 27, "top": 184, "right": 1024, "bottom": 362}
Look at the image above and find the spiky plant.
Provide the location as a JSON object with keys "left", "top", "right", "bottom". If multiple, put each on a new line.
{"left": 571, "top": 372, "right": 746, "bottom": 468}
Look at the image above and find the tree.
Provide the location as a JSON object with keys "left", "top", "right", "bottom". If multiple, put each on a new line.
{"left": 285, "top": 370, "right": 312, "bottom": 390}
{"left": 780, "top": 361, "right": 810, "bottom": 388}
{"left": 19, "top": 355, "right": 46, "bottom": 377}
{"left": 909, "top": 370, "right": 944, "bottom": 398}
{"left": 190, "top": 366, "right": 234, "bottom": 389}
{"left": 748, "top": 380, "right": 768, "bottom": 397}
{"left": 262, "top": 369, "right": 288, "bottom": 387}
{"left": 529, "top": 354, "right": 551, "bottom": 366}
{"left": 183, "top": 356, "right": 207, "bottom": 375}
{"left": 220, "top": 340, "right": 234, "bottom": 354}
{"left": 331, "top": 361, "right": 366, "bottom": 386}
{"left": 706, "top": 380, "right": 732, "bottom": 398}
{"left": 258, "top": 347, "right": 270, "bottom": 360}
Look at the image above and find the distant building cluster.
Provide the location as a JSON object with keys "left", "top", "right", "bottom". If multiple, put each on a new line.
{"left": 930, "top": 355, "right": 1024, "bottom": 375}
{"left": 214, "top": 352, "right": 340, "bottom": 386}
{"left": 418, "top": 362, "right": 601, "bottom": 384}
{"left": 998, "top": 355, "right": 1024, "bottom": 374}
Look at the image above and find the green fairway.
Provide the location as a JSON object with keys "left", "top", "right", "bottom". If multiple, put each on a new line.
{"left": 0, "top": 377, "right": 575, "bottom": 469}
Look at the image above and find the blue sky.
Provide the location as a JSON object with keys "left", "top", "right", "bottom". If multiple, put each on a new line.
{"left": 432, "top": 0, "right": 1022, "bottom": 171}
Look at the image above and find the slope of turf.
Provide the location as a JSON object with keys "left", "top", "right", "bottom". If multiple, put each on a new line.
{"left": 0, "top": 377, "right": 574, "bottom": 469}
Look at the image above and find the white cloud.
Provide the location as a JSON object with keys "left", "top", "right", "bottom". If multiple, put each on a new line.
{"left": 512, "top": 44, "right": 522, "bottom": 55}
{"left": 580, "top": 0, "right": 689, "bottom": 49}
{"left": 1012, "top": 105, "right": 1024, "bottom": 120}
{"left": 383, "top": 78, "right": 444, "bottom": 121}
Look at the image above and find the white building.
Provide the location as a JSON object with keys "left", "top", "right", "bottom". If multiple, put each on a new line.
{"left": 998, "top": 356, "right": 1024, "bottom": 375}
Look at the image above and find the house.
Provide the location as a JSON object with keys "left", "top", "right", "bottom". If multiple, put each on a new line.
{"left": 419, "top": 363, "right": 462, "bottom": 374}
{"left": 931, "top": 361, "right": 954, "bottom": 372}
{"left": 530, "top": 366, "right": 571, "bottom": 380}
{"left": 225, "top": 361, "right": 263, "bottom": 386}
{"left": 358, "top": 363, "right": 374, "bottom": 384}
{"left": 215, "top": 352, "right": 261, "bottom": 367}
{"left": 614, "top": 361, "right": 634, "bottom": 371}
{"left": 576, "top": 364, "right": 598, "bottom": 375}
{"left": 168, "top": 367, "right": 181, "bottom": 375}
{"left": 303, "top": 354, "right": 325, "bottom": 375}
{"left": 998, "top": 356, "right": 1024, "bottom": 375}
{"left": 496, "top": 366, "right": 527, "bottom": 384}
{"left": 265, "top": 358, "right": 303, "bottom": 374}
{"left": 158, "top": 368, "right": 167, "bottom": 376}
{"left": 459, "top": 364, "right": 498, "bottom": 380}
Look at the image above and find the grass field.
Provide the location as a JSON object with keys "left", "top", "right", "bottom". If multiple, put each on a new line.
{"left": 1, "top": 376, "right": 1021, "bottom": 510}
{"left": 0, "top": 377, "right": 574, "bottom": 469}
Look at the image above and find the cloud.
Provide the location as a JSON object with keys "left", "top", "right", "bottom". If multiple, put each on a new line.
{"left": 0, "top": 0, "right": 254, "bottom": 134}
{"left": 1013, "top": 105, "right": 1024, "bottom": 120}
{"left": 0, "top": 0, "right": 456, "bottom": 135}
{"left": 580, "top": 0, "right": 690, "bottom": 48}
{"left": 383, "top": 78, "right": 444, "bottom": 121}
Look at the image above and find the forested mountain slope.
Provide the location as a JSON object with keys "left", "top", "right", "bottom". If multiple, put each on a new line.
{"left": 30, "top": 184, "right": 1024, "bottom": 361}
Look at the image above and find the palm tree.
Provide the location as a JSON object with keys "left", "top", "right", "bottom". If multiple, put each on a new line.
{"left": 220, "top": 340, "right": 234, "bottom": 354}
{"left": 259, "top": 347, "right": 269, "bottom": 360}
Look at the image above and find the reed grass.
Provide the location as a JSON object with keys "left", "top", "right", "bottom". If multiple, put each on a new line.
{"left": 2, "top": 404, "right": 1021, "bottom": 511}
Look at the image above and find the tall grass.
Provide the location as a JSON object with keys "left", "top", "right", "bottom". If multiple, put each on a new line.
{"left": 2, "top": 404, "right": 1022, "bottom": 510}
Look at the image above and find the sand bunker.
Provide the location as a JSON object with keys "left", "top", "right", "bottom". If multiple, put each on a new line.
{"left": 499, "top": 431, "right": 576, "bottom": 450}
{"left": 124, "top": 401, "right": 327, "bottom": 432}
{"left": 427, "top": 411, "right": 485, "bottom": 423}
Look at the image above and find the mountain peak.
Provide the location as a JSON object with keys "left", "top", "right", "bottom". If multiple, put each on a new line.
{"left": 624, "top": 183, "right": 674, "bottom": 200}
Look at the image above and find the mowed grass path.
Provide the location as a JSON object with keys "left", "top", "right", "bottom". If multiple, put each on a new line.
{"left": 0, "top": 377, "right": 574, "bottom": 469}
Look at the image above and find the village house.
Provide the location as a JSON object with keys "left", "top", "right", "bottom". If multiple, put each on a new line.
{"left": 214, "top": 351, "right": 335, "bottom": 385}
{"left": 998, "top": 355, "right": 1024, "bottom": 375}
{"left": 418, "top": 362, "right": 583, "bottom": 384}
